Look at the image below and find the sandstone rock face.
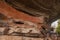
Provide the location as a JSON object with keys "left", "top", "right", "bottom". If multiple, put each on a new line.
{"left": 0, "top": 0, "right": 44, "bottom": 35}
{"left": 0, "top": 0, "right": 53, "bottom": 40}
{"left": 0, "top": 36, "right": 44, "bottom": 40}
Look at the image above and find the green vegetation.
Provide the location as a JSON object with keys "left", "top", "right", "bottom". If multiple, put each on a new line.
{"left": 56, "top": 19, "right": 60, "bottom": 34}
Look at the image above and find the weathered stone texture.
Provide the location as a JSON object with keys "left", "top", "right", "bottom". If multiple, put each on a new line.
{"left": 0, "top": 36, "right": 43, "bottom": 40}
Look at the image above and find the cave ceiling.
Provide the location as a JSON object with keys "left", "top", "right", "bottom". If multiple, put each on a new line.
{"left": 2, "top": 0, "right": 60, "bottom": 23}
